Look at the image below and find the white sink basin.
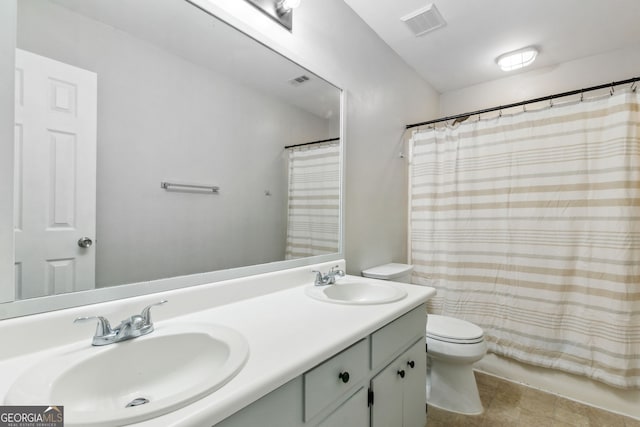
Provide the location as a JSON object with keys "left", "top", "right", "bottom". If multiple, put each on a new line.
{"left": 4, "top": 322, "right": 249, "bottom": 427}
{"left": 305, "top": 279, "right": 407, "bottom": 305}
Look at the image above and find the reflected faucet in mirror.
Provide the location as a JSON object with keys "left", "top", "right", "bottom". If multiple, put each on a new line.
{"left": 74, "top": 300, "right": 167, "bottom": 346}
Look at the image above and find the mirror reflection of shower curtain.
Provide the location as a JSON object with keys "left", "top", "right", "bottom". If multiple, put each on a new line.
{"left": 285, "top": 143, "right": 340, "bottom": 259}
{"left": 409, "top": 89, "right": 640, "bottom": 389}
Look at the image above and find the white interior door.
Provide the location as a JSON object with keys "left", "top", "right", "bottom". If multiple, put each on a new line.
{"left": 14, "top": 48, "right": 97, "bottom": 299}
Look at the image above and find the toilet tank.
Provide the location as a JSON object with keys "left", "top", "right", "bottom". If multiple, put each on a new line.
{"left": 361, "top": 263, "right": 413, "bottom": 283}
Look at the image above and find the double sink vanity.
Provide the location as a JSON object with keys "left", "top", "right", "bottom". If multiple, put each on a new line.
{"left": 0, "top": 261, "right": 435, "bottom": 426}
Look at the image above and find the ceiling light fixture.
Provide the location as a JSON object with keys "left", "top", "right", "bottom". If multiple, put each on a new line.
{"left": 244, "top": 0, "right": 301, "bottom": 31}
{"left": 278, "top": 0, "right": 301, "bottom": 13}
{"left": 496, "top": 46, "right": 538, "bottom": 72}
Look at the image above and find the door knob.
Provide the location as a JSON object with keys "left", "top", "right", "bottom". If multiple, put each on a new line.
{"left": 78, "top": 237, "right": 93, "bottom": 248}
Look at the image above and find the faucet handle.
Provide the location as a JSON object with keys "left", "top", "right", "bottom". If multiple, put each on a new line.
{"left": 140, "top": 300, "right": 168, "bottom": 325}
{"left": 329, "top": 265, "right": 345, "bottom": 280}
{"left": 330, "top": 265, "right": 345, "bottom": 274}
{"left": 312, "top": 270, "right": 325, "bottom": 285}
{"left": 74, "top": 315, "right": 113, "bottom": 337}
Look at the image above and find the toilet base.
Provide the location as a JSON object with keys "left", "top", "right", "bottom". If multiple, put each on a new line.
{"left": 426, "top": 356, "right": 483, "bottom": 415}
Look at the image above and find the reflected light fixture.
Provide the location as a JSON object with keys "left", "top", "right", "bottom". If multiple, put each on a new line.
{"left": 496, "top": 46, "right": 538, "bottom": 72}
{"left": 244, "top": 0, "right": 302, "bottom": 32}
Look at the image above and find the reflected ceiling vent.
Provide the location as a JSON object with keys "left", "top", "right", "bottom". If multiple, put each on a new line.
{"left": 401, "top": 3, "right": 446, "bottom": 37}
{"left": 288, "top": 75, "right": 310, "bottom": 86}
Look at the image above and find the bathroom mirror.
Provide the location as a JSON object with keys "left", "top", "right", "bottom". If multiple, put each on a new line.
{"left": 1, "top": 0, "right": 342, "bottom": 318}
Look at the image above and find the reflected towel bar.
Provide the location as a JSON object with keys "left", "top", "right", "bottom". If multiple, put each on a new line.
{"left": 160, "top": 181, "right": 219, "bottom": 193}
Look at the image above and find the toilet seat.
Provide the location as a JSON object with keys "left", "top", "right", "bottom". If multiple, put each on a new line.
{"left": 427, "top": 315, "right": 484, "bottom": 344}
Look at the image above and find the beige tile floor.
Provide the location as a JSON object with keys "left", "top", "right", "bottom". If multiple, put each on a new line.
{"left": 426, "top": 372, "right": 640, "bottom": 427}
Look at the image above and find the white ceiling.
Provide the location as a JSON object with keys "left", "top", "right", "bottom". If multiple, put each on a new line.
{"left": 344, "top": 0, "right": 640, "bottom": 93}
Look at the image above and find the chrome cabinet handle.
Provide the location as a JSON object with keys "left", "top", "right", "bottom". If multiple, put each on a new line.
{"left": 77, "top": 237, "right": 93, "bottom": 248}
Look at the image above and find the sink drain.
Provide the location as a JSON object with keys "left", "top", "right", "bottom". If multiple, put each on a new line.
{"left": 126, "top": 397, "right": 150, "bottom": 408}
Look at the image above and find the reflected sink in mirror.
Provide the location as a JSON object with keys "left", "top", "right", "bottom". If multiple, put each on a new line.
{"left": 4, "top": 323, "right": 249, "bottom": 427}
{"left": 305, "top": 279, "right": 407, "bottom": 305}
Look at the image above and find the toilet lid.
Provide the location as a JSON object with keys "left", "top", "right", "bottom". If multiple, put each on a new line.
{"left": 427, "top": 315, "right": 484, "bottom": 343}
{"left": 361, "top": 263, "right": 413, "bottom": 280}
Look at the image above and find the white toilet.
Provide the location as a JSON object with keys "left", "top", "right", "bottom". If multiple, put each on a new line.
{"left": 361, "top": 263, "right": 487, "bottom": 415}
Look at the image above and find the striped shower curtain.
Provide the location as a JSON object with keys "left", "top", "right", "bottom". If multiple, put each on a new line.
{"left": 285, "top": 143, "right": 340, "bottom": 259}
{"left": 410, "top": 90, "right": 640, "bottom": 388}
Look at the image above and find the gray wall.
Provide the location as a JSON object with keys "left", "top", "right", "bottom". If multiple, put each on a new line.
{"left": 17, "top": 0, "right": 335, "bottom": 287}
{"left": 199, "top": 0, "right": 441, "bottom": 275}
{"left": 304, "top": 1, "right": 441, "bottom": 274}
{"left": 0, "top": 1, "right": 16, "bottom": 303}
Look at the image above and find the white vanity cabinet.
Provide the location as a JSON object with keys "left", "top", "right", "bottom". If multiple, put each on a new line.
{"left": 215, "top": 304, "right": 426, "bottom": 427}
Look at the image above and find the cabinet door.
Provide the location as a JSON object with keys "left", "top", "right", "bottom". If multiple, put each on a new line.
{"left": 370, "top": 358, "right": 403, "bottom": 427}
{"left": 371, "top": 338, "right": 426, "bottom": 427}
{"left": 401, "top": 340, "right": 427, "bottom": 427}
{"left": 318, "top": 387, "right": 368, "bottom": 427}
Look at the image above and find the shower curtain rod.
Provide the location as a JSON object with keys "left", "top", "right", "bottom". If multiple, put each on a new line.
{"left": 284, "top": 137, "right": 340, "bottom": 149}
{"left": 405, "top": 75, "right": 640, "bottom": 130}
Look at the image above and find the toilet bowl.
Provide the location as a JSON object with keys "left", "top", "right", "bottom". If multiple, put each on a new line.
{"left": 426, "top": 314, "right": 486, "bottom": 415}
{"left": 361, "top": 263, "right": 487, "bottom": 415}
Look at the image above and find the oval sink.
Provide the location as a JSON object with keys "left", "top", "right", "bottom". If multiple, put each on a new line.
{"left": 4, "top": 322, "right": 249, "bottom": 427}
{"left": 306, "top": 280, "right": 407, "bottom": 305}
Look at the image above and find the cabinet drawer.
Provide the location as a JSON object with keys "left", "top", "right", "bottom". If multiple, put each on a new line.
{"left": 370, "top": 304, "right": 425, "bottom": 370}
{"left": 304, "top": 339, "right": 368, "bottom": 422}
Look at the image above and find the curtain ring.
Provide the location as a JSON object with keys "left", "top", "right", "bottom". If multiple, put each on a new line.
{"left": 549, "top": 99, "right": 553, "bottom": 108}
{"left": 610, "top": 82, "right": 615, "bottom": 96}
{"left": 580, "top": 90, "right": 584, "bottom": 102}
{"left": 499, "top": 109, "right": 503, "bottom": 118}
{"left": 523, "top": 104, "right": 527, "bottom": 112}
{"left": 632, "top": 81, "right": 638, "bottom": 93}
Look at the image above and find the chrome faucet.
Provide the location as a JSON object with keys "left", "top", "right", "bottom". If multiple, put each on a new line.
{"left": 74, "top": 300, "right": 167, "bottom": 346}
{"left": 312, "top": 265, "right": 345, "bottom": 286}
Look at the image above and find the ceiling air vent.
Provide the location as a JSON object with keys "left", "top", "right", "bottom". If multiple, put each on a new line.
{"left": 288, "top": 75, "right": 310, "bottom": 87}
{"left": 401, "top": 3, "right": 446, "bottom": 37}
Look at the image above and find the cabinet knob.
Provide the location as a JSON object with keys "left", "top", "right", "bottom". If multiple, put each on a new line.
{"left": 397, "top": 369, "right": 405, "bottom": 378}
{"left": 338, "top": 371, "right": 350, "bottom": 383}
{"left": 407, "top": 360, "right": 415, "bottom": 369}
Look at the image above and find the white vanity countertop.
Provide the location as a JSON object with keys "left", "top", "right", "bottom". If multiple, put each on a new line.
{"left": 0, "top": 274, "right": 435, "bottom": 427}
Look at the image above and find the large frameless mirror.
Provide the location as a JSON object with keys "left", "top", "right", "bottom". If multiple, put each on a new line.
{"left": 1, "top": 0, "right": 342, "bottom": 318}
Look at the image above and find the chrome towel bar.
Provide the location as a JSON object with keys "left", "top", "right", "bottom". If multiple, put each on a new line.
{"left": 160, "top": 181, "right": 219, "bottom": 193}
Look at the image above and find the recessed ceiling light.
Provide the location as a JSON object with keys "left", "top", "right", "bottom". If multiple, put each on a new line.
{"left": 496, "top": 47, "right": 538, "bottom": 72}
